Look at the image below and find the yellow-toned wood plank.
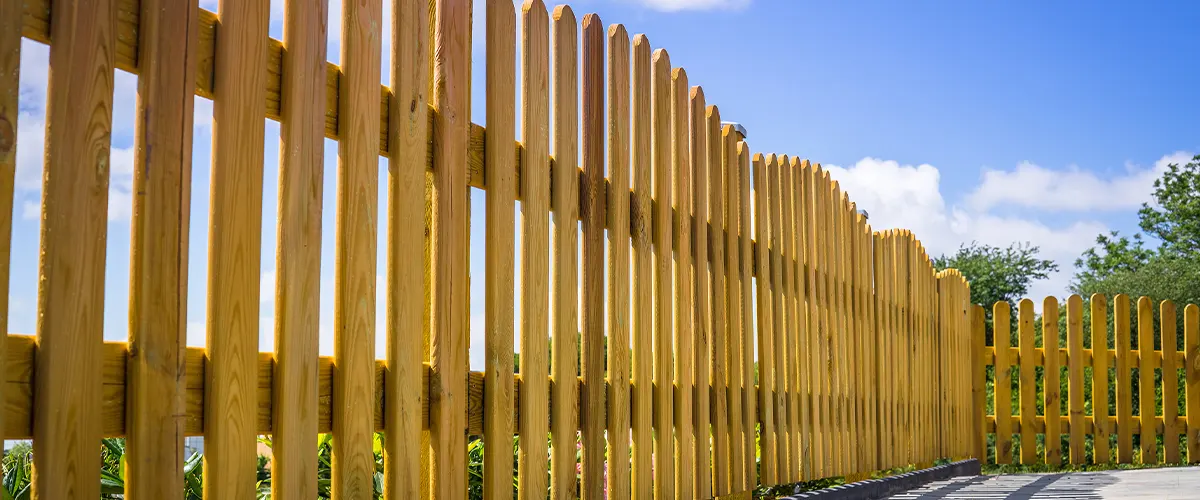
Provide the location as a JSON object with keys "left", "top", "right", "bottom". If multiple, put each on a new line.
{"left": 124, "top": 0, "right": 197, "bottom": 495}
{"left": 1067, "top": 295, "right": 1086, "bottom": 465}
{"left": 754, "top": 153, "right": 778, "bottom": 486}
{"left": 203, "top": 0, "right": 271, "bottom": 496}
{"left": 0, "top": 0, "right": 17, "bottom": 467}
{"left": 651, "top": 47, "right": 675, "bottom": 500}
{"left": 726, "top": 135, "right": 746, "bottom": 489}
{"left": 484, "top": 1, "right": 517, "bottom": 498}
{"left": 973, "top": 305, "right": 987, "bottom": 461}
{"left": 385, "top": 0, "right": 429, "bottom": 495}
{"left": 1116, "top": 294, "right": 1134, "bottom": 463}
{"left": 815, "top": 169, "right": 833, "bottom": 476}
{"left": 1185, "top": 304, "right": 1200, "bottom": 464}
{"left": 1018, "top": 299, "right": 1036, "bottom": 465}
{"left": 671, "top": 67, "right": 695, "bottom": 500}
{"left": 430, "top": 0, "right": 471, "bottom": 495}
{"left": 775, "top": 155, "right": 793, "bottom": 483}
{"left": 1044, "top": 297, "right": 1061, "bottom": 465}
{"left": 33, "top": 0, "right": 116, "bottom": 495}
{"left": 607, "top": 23, "right": 632, "bottom": 500}
{"left": 799, "top": 161, "right": 817, "bottom": 480}
{"left": 1137, "top": 297, "right": 1157, "bottom": 464}
{"left": 691, "top": 89, "right": 712, "bottom": 499}
{"left": 579, "top": 14, "right": 606, "bottom": 500}
{"left": 333, "top": 0, "right": 383, "bottom": 492}
{"left": 787, "top": 158, "right": 804, "bottom": 480}
{"left": 709, "top": 110, "right": 730, "bottom": 497}
{"left": 873, "top": 231, "right": 888, "bottom": 468}
{"left": 550, "top": 7, "right": 580, "bottom": 500}
{"left": 1162, "top": 301, "right": 1180, "bottom": 464}
{"left": 629, "top": 32, "right": 654, "bottom": 500}
{"left": 994, "top": 302, "right": 1013, "bottom": 464}
{"left": 738, "top": 141, "right": 757, "bottom": 488}
{"left": 518, "top": 2, "right": 551, "bottom": 498}
{"left": 1093, "top": 294, "right": 1112, "bottom": 463}
{"left": 273, "top": 0, "right": 327, "bottom": 496}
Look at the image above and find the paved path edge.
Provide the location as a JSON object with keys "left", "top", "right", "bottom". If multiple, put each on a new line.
{"left": 777, "top": 459, "right": 982, "bottom": 500}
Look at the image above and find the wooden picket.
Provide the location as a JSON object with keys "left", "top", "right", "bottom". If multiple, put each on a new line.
{"left": 11, "top": 1, "right": 985, "bottom": 498}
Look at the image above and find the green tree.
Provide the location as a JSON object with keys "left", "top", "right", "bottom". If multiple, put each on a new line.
{"left": 1138, "top": 154, "right": 1200, "bottom": 255}
{"left": 932, "top": 241, "right": 1058, "bottom": 308}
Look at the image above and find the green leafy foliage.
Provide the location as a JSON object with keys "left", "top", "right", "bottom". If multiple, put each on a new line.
{"left": 932, "top": 242, "right": 1058, "bottom": 309}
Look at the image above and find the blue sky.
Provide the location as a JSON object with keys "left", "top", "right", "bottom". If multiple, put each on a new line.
{"left": 10, "top": 0, "right": 1199, "bottom": 369}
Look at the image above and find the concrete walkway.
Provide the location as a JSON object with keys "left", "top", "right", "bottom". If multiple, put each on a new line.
{"left": 886, "top": 466, "right": 1200, "bottom": 499}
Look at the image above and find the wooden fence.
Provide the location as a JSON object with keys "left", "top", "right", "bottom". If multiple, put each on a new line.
{"left": 975, "top": 295, "right": 1200, "bottom": 467}
{"left": 5, "top": 0, "right": 978, "bottom": 498}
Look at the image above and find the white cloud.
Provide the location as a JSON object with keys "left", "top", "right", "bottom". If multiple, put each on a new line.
{"left": 631, "top": 0, "right": 750, "bottom": 12}
{"left": 967, "top": 151, "right": 1194, "bottom": 213}
{"left": 826, "top": 157, "right": 1110, "bottom": 300}
{"left": 20, "top": 201, "right": 38, "bottom": 221}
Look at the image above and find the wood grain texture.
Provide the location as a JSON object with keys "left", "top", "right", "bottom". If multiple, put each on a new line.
{"left": 485, "top": 1, "right": 516, "bottom": 498}
{"left": 0, "top": 0, "right": 16, "bottom": 461}
{"left": 830, "top": 182, "right": 847, "bottom": 475}
{"left": 709, "top": 113, "right": 729, "bottom": 497}
{"left": 33, "top": 0, "right": 115, "bottom": 496}
{"left": 125, "top": 0, "right": 197, "bottom": 494}
{"left": 670, "top": 67, "right": 694, "bottom": 500}
{"left": 1161, "top": 301, "right": 1179, "bottom": 464}
{"left": 812, "top": 166, "right": 831, "bottom": 476}
{"left": 994, "top": 301, "right": 1013, "bottom": 464}
{"left": 606, "top": 24, "right": 632, "bottom": 499}
{"left": 785, "top": 158, "right": 803, "bottom": 481}
{"left": 550, "top": 7, "right": 579, "bottom": 499}
{"left": 1185, "top": 304, "right": 1199, "bottom": 463}
{"left": 273, "top": 0, "right": 328, "bottom": 496}
{"left": 430, "top": 0, "right": 471, "bottom": 495}
{"left": 651, "top": 47, "right": 674, "bottom": 500}
{"left": 1115, "top": 294, "right": 1133, "bottom": 463}
{"left": 973, "top": 304, "right": 987, "bottom": 461}
{"left": 871, "top": 230, "right": 884, "bottom": 470}
{"left": 518, "top": 2, "right": 550, "bottom": 498}
{"left": 738, "top": 142, "right": 756, "bottom": 488}
{"left": 629, "top": 33, "right": 654, "bottom": 500}
{"left": 1092, "top": 294, "right": 1111, "bottom": 463}
{"left": 579, "top": 13, "right": 606, "bottom": 500}
{"left": 1043, "top": 297, "right": 1061, "bottom": 465}
{"left": 769, "top": 154, "right": 787, "bottom": 483}
{"left": 1137, "top": 297, "right": 1156, "bottom": 463}
{"left": 724, "top": 127, "right": 745, "bottom": 491}
{"left": 690, "top": 89, "right": 712, "bottom": 500}
{"left": 753, "top": 153, "right": 777, "bottom": 486}
{"left": 385, "top": 0, "right": 429, "bottom": 495}
{"left": 1018, "top": 299, "right": 1036, "bottom": 465}
{"left": 333, "top": 0, "right": 383, "bottom": 493}
{"left": 799, "top": 160, "right": 816, "bottom": 480}
{"left": 1067, "top": 295, "right": 1085, "bottom": 465}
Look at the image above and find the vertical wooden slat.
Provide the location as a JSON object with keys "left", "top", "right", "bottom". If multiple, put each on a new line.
{"left": 1092, "top": 294, "right": 1111, "bottom": 464}
{"left": 0, "top": 0, "right": 17, "bottom": 462}
{"left": 709, "top": 111, "right": 729, "bottom": 497}
{"left": 725, "top": 127, "right": 745, "bottom": 490}
{"left": 754, "top": 153, "right": 778, "bottom": 486}
{"left": 833, "top": 186, "right": 849, "bottom": 474}
{"left": 430, "top": 0, "right": 471, "bottom": 494}
{"left": 772, "top": 153, "right": 792, "bottom": 482}
{"left": 34, "top": 0, "right": 115, "bottom": 496}
{"left": 872, "top": 231, "right": 887, "bottom": 469}
{"left": 816, "top": 169, "right": 833, "bottom": 476}
{"left": 671, "top": 67, "right": 694, "bottom": 500}
{"left": 1186, "top": 304, "right": 1200, "bottom": 464}
{"left": 607, "top": 23, "right": 632, "bottom": 500}
{"left": 630, "top": 32, "right": 654, "bottom": 500}
{"left": 579, "top": 13, "right": 605, "bottom": 500}
{"left": 333, "top": 0, "right": 383, "bottom": 491}
{"left": 1137, "top": 296, "right": 1157, "bottom": 464}
{"left": 973, "top": 304, "right": 986, "bottom": 461}
{"left": 691, "top": 89, "right": 712, "bottom": 499}
{"left": 1162, "top": 301, "right": 1179, "bottom": 464}
{"left": 386, "top": 0, "right": 429, "bottom": 494}
{"left": 126, "top": 0, "right": 196, "bottom": 494}
{"left": 789, "top": 159, "right": 804, "bottom": 480}
{"left": 1067, "top": 295, "right": 1085, "bottom": 465}
{"left": 203, "top": 0, "right": 269, "bottom": 495}
{"left": 800, "top": 160, "right": 817, "bottom": 480}
{"left": 994, "top": 301, "right": 1013, "bottom": 464}
{"left": 518, "top": 2, "right": 550, "bottom": 498}
{"left": 550, "top": 7, "right": 580, "bottom": 500}
{"left": 651, "top": 47, "right": 675, "bottom": 500}
{"left": 739, "top": 142, "right": 757, "bottom": 488}
{"left": 1116, "top": 294, "right": 1133, "bottom": 463}
{"left": 1018, "top": 299, "right": 1036, "bottom": 465}
{"left": 1043, "top": 297, "right": 1061, "bottom": 465}
{"left": 484, "top": 0, "right": 516, "bottom": 498}
{"left": 274, "top": 0, "right": 327, "bottom": 495}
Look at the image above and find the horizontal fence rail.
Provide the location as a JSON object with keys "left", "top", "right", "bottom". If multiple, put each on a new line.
{"left": 976, "top": 295, "right": 1200, "bottom": 467}
{"left": 6, "top": 0, "right": 980, "bottom": 498}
